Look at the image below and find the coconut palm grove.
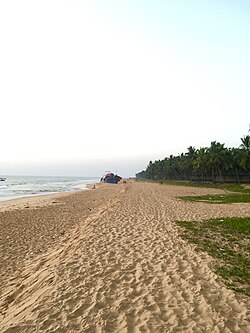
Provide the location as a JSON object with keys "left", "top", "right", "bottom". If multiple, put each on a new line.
{"left": 136, "top": 134, "right": 250, "bottom": 183}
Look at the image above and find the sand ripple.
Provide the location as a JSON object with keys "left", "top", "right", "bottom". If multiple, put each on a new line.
{"left": 0, "top": 182, "right": 249, "bottom": 332}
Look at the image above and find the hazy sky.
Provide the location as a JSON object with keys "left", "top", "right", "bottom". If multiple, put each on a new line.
{"left": 1, "top": 0, "right": 249, "bottom": 177}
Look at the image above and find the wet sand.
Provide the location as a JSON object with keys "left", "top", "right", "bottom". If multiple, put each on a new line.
{"left": 0, "top": 181, "right": 249, "bottom": 332}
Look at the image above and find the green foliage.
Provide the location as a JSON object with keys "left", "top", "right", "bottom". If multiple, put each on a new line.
{"left": 176, "top": 217, "right": 250, "bottom": 295}
{"left": 136, "top": 132, "right": 250, "bottom": 183}
{"left": 179, "top": 193, "right": 250, "bottom": 204}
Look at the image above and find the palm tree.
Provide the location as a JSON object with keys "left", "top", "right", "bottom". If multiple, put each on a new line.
{"left": 239, "top": 135, "right": 250, "bottom": 171}
{"left": 137, "top": 133, "right": 250, "bottom": 182}
{"left": 228, "top": 147, "right": 242, "bottom": 183}
{"left": 207, "top": 141, "right": 227, "bottom": 182}
{"left": 240, "top": 135, "right": 250, "bottom": 153}
{"left": 193, "top": 147, "right": 209, "bottom": 181}
{"left": 184, "top": 146, "right": 196, "bottom": 180}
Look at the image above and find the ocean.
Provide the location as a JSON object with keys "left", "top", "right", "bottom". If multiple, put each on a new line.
{"left": 0, "top": 175, "right": 99, "bottom": 202}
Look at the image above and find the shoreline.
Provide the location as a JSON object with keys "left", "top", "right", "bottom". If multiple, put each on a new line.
{"left": 0, "top": 182, "right": 122, "bottom": 286}
{"left": 0, "top": 188, "right": 89, "bottom": 212}
{"left": 0, "top": 182, "right": 99, "bottom": 211}
{"left": 0, "top": 175, "right": 99, "bottom": 205}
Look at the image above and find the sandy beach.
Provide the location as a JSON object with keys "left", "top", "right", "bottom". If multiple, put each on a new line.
{"left": 0, "top": 181, "right": 249, "bottom": 332}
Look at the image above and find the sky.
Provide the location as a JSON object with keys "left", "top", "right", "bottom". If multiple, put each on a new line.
{"left": 0, "top": 0, "right": 249, "bottom": 177}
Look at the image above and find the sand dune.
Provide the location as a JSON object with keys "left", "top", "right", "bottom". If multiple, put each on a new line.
{"left": 0, "top": 181, "right": 249, "bottom": 332}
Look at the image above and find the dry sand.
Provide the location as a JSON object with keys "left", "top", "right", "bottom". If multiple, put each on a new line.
{"left": 0, "top": 181, "right": 249, "bottom": 332}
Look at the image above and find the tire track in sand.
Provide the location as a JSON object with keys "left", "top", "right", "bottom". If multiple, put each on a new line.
{"left": 0, "top": 182, "right": 249, "bottom": 332}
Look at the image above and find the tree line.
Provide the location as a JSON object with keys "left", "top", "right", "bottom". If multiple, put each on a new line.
{"left": 136, "top": 134, "right": 250, "bottom": 183}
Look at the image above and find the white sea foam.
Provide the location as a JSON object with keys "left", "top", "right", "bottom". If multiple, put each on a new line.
{"left": 0, "top": 176, "right": 99, "bottom": 202}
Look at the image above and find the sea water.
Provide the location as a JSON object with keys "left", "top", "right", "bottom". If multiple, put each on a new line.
{"left": 0, "top": 175, "right": 99, "bottom": 201}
